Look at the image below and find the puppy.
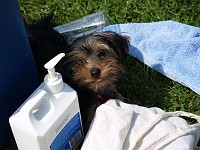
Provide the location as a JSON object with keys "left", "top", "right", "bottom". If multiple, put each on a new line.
{"left": 24, "top": 15, "right": 131, "bottom": 137}
{"left": 59, "top": 31, "right": 130, "bottom": 133}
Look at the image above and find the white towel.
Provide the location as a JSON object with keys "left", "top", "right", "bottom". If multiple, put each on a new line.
{"left": 81, "top": 100, "right": 134, "bottom": 150}
{"left": 81, "top": 100, "right": 200, "bottom": 150}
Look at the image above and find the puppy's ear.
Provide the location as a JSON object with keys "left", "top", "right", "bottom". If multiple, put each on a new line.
{"left": 110, "top": 32, "right": 130, "bottom": 61}
{"left": 122, "top": 36, "right": 130, "bottom": 44}
{"left": 119, "top": 35, "right": 130, "bottom": 59}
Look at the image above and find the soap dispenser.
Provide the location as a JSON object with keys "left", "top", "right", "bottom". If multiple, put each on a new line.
{"left": 9, "top": 53, "right": 83, "bottom": 150}
{"left": 44, "top": 53, "right": 65, "bottom": 94}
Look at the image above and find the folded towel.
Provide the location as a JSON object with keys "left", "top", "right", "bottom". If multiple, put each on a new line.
{"left": 103, "top": 21, "right": 200, "bottom": 95}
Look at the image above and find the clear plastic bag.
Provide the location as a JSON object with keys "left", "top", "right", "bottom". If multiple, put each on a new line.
{"left": 53, "top": 11, "right": 109, "bottom": 44}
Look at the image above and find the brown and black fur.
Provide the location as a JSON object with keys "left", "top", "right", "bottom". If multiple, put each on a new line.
{"left": 59, "top": 31, "right": 131, "bottom": 133}
{"left": 24, "top": 16, "right": 131, "bottom": 134}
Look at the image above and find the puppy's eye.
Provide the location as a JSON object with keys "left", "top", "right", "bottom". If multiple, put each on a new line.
{"left": 97, "top": 51, "right": 107, "bottom": 59}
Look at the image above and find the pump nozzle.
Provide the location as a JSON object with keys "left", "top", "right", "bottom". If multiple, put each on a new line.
{"left": 44, "top": 53, "right": 65, "bottom": 81}
{"left": 44, "top": 53, "right": 65, "bottom": 93}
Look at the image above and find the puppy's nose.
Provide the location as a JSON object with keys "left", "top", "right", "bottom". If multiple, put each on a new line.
{"left": 90, "top": 67, "right": 101, "bottom": 78}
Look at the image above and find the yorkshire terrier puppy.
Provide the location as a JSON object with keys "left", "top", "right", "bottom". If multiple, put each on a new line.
{"left": 24, "top": 15, "right": 130, "bottom": 133}
{"left": 59, "top": 31, "right": 130, "bottom": 133}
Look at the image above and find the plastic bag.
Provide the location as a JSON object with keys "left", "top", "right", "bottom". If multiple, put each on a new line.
{"left": 53, "top": 11, "right": 109, "bottom": 44}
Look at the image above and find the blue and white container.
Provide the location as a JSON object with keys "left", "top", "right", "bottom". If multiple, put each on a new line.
{"left": 9, "top": 53, "right": 83, "bottom": 150}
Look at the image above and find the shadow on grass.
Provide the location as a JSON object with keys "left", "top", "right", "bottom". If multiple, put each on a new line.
{"left": 120, "top": 54, "right": 200, "bottom": 114}
{"left": 119, "top": 55, "right": 173, "bottom": 109}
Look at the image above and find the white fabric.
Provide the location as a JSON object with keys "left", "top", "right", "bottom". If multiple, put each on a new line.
{"left": 81, "top": 99, "right": 200, "bottom": 150}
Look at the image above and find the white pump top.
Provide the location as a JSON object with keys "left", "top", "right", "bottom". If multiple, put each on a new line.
{"left": 44, "top": 53, "right": 65, "bottom": 93}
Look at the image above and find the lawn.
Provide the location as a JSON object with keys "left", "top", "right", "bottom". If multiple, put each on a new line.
{"left": 4, "top": 0, "right": 200, "bottom": 149}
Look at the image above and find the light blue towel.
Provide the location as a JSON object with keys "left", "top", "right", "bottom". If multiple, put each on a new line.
{"left": 103, "top": 21, "right": 200, "bottom": 95}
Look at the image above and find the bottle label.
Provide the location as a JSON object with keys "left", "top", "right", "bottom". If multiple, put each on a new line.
{"left": 50, "top": 113, "right": 83, "bottom": 150}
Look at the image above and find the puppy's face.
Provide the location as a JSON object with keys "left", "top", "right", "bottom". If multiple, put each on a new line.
{"left": 62, "top": 31, "right": 130, "bottom": 93}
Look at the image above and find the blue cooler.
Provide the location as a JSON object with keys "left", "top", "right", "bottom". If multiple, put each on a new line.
{"left": 0, "top": 0, "right": 38, "bottom": 148}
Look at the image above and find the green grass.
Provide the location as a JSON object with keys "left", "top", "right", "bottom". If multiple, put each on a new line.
{"left": 4, "top": 0, "right": 200, "bottom": 149}
{"left": 18, "top": 0, "right": 200, "bottom": 113}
